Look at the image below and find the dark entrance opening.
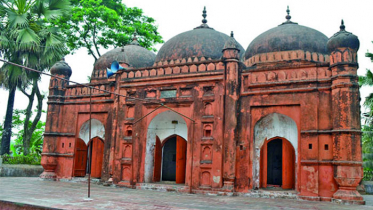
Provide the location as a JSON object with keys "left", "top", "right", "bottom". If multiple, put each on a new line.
{"left": 162, "top": 136, "right": 177, "bottom": 181}
{"left": 267, "top": 139, "right": 282, "bottom": 186}
{"left": 154, "top": 135, "right": 187, "bottom": 183}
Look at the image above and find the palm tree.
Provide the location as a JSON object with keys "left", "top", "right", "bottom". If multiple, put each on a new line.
{"left": 0, "top": 48, "right": 26, "bottom": 155}
{"left": 0, "top": 0, "right": 70, "bottom": 155}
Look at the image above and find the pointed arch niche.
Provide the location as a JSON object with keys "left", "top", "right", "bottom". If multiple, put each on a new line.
{"left": 79, "top": 119, "right": 105, "bottom": 144}
{"left": 144, "top": 110, "right": 188, "bottom": 183}
{"left": 253, "top": 113, "right": 298, "bottom": 190}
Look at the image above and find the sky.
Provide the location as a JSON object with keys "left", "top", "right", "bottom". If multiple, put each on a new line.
{"left": 0, "top": 0, "right": 372, "bottom": 124}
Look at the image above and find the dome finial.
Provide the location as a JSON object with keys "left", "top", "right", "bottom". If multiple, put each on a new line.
{"left": 286, "top": 6, "right": 291, "bottom": 22}
{"left": 194, "top": 6, "right": 212, "bottom": 29}
{"left": 133, "top": 31, "right": 138, "bottom": 41}
{"left": 280, "top": 5, "right": 297, "bottom": 25}
{"left": 231, "top": 31, "right": 234, "bottom": 38}
{"left": 340, "top": 19, "right": 345, "bottom": 31}
{"left": 202, "top": 6, "right": 207, "bottom": 24}
{"left": 129, "top": 31, "right": 140, "bottom": 46}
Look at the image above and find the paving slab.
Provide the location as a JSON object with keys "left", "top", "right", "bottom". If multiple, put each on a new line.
{"left": 0, "top": 177, "right": 372, "bottom": 210}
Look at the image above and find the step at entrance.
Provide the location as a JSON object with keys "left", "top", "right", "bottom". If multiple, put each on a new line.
{"left": 136, "top": 182, "right": 188, "bottom": 193}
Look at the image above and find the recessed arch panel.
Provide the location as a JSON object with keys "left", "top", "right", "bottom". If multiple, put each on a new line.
{"left": 144, "top": 111, "right": 188, "bottom": 183}
{"left": 253, "top": 113, "right": 298, "bottom": 189}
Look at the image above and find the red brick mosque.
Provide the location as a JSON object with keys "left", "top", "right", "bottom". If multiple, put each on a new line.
{"left": 40, "top": 7, "right": 364, "bottom": 204}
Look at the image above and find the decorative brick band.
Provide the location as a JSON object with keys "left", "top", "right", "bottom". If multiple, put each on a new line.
{"left": 245, "top": 50, "right": 330, "bottom": 67}
{"left": 44, "top": 132, "right": 75, "bottom": 137}
{"left": 121, "top": 60, "right": 224, "bottom": 80}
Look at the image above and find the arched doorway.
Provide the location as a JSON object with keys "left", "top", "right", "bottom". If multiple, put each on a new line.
{"left": 153, "top": 135, "right": 187, "bottom": 183}
{"left": 260, "top": 137, "right": 295, "bottom": 189}
{"left": 73, "top": 137, "right": 105, "bottom": 178}
{"left": 144, "top": 111, "right": 188, "bottom": 183}
{"left": 253, "top": 113, "right": 298, "bottom": 190}
{"left": 74, "top": 119, "right": 105, "bottom": 178}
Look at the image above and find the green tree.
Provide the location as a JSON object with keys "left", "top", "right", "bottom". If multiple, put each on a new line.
{"left": 54, "top": 0, "right": 163, "bottom": 61}
{"left": 0, "top": 0, "right": 70, "bottom": 155}
{"left": 11, "top": 109, "right": 45, "bottom": 156}
{"left": 361, "top": 46, "right": 373, "bottom": 180}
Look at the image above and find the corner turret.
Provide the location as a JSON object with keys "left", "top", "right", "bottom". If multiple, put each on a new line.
{"left": 40, "top": 58, "right": 72, "bottom": 181}
{"left": 328, "top": 20, "right": 364, "bottom": 205}
{"left": 327, "top": 20, "right": 359, "bottom": 53}
{"left": 222, "top": 31, "right": 240, "bottom": 60}
{"left": 49, "top": 58, "right": 72, "bottom": 97}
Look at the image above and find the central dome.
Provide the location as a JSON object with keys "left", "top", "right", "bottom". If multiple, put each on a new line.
{"left": 155, "top": 8, "right": 244, "bottom": 63}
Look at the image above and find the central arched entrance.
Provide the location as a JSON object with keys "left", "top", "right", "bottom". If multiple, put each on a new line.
{"left": 253, "top": 113, "right": 298, "bottom": 190}
{"left": 260, "top": 137, "right": 295, "bottom": 189}
{"left": 144, "top": 111, "right": 188, "bottom": 184}
{"left": 153, "top": 135, "right": 187, "bottom": 183}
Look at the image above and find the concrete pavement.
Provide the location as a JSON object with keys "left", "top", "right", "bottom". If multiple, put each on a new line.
{"left": 0, "top": 177, "right": 372, "bottom": 209}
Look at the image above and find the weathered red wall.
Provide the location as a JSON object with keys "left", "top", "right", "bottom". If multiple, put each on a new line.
{"left": 41, "top": 45, "right": 363, "bottom": 204}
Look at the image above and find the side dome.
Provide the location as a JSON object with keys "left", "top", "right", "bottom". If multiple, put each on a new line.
{"left": 155, "top": 8, "right": 244, "bottom": 63}
{"left": 245, "top": 7, "right": 328, "bottom": 66}
{"left": 50, "top": 58, "right": 72, "bottom": 77}
{"left": 327, "top": 20, "right": 359, "bottom": 52}
{"left": 91, "top": 35, "right": 156, "bottom": 80}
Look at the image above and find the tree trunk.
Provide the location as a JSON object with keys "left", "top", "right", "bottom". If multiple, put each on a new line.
{"left": 22, "top": 79, "right": 43, "bottom": 156}
{"left": 0, "top": 86, "right": 16, "bottom": 155}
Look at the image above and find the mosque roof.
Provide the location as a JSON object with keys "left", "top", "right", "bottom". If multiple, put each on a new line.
{"left": 93, "top": 33, "right": 156, "bottom": 73}
{"left": 245, "top": 7, "right": 328, "bottom": 60}
{"left": 155, "top": 7, "right": 245, "bottom": 63}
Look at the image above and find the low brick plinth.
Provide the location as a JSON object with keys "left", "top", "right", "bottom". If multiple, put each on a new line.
{"left": 0, "top": 164, "right": 43, "bottom": 177}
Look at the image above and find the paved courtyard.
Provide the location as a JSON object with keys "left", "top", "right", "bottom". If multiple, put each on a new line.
{"left": 0, "top": 177, "right": 372, "bottom": 209}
